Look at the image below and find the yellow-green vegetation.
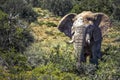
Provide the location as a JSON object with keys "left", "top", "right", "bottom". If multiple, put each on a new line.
{"left": 1, "top": 7, "right": 120, "bottom": 80}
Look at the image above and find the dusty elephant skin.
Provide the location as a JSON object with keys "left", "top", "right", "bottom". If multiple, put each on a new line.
{"left": 57, "top": 11, "right": 111, "bottom": 69}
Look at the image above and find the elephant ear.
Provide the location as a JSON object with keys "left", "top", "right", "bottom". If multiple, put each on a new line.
{"left": 57, "top": 13, "right": 77, "bottom": 38}
{"left": 94, "top": 13, "right": 111, "bottom": 37}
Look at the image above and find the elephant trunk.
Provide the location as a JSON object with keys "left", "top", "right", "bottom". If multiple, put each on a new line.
{"left": 73, "top": 25, "right": 86, "bottom": 64}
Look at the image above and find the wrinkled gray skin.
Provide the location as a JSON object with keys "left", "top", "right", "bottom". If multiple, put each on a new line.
{"left": 57, "top": 12, "right": 111, "bottom": 69}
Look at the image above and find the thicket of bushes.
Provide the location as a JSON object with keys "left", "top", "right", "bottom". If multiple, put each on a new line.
{"left": 17, "top": 0, "right": 120, "bottom": 21}
{"left": 71, "top": 0, "right": 120, "bottom": 20}
{"left": 0, "top": 0, "right": 37, "bottom": 75}
{"left": 34, "top": 0, "right": 120, "bottom": 21}
{"left": 1, "top": 0, "right": 38, "bottom": 23}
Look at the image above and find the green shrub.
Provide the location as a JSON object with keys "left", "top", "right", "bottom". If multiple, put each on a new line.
{"left": 0, "top": 49, "right": 32, "bottom": 73}
{"left": 71, "top": 0, "right": 113, "bottom": 14}
{"left": 39, "top": 0, "right": 73, "bottom": 16}
{"left": 71, "top": 0, "right": 120, "bottom": 21}
{"left": 1, "top": 0, "right": 38, "bottom": 23}
{"left": 0, "top": 10, "right": 33, "bottom": 79}
{"left": 24, "top": 42, "right": 75, "bottom": 69}
{"left": 32, "top": 63, "right": 80, "bottom": 80}
{"left": 0, "top": 10, "right": 34, "bottom": 52}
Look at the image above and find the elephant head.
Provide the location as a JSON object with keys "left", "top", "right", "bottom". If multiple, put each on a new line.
{"left": 57, "top": 11, "right": 111, "bottom": 65}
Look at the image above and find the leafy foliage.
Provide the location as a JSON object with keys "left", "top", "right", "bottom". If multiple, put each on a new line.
{"left": 37, "top": 0, "right": 120, "bottom": 21}
{"left": 32, "top": 63, "right": 80, "bottom": 80}
{"left": 71, "top": 0, "right": 120, "bottom": 21}
{"left": 0, "top": 10, "right": 34, "bottom": 52}
{"left": 71, "top": 0, "right": 113, "bottom": 13}
{"left": 39, "top": 0, "right": 73, "bottom": 16}
{"left": 1, "top": 0, "right": 38, "bottom": 23}
{"left": 0, "top": 7, "right": 33, "bottom": 79}
{"left": 25, "top": 0, "right": 41, "bottom": 7}
{"left": 0, "top": 49, "right": 31, "bottom": 73}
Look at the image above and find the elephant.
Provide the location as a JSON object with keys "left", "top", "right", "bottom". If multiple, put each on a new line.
{"left": 57, "top": 11, "right": 111, "bottom": 67}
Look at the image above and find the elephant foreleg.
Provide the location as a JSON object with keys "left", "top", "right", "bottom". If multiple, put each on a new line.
{"left": 90, "top": 39, "right": 102, "bottom": 65}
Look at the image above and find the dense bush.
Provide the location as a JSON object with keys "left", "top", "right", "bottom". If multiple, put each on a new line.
{"left": 0, "top": 49, "right": 31, "bottom": 73}
{"left": 0, "top": 0, "right": 37, "bottom": 76}
{"left": 71, "top": 0, "right": 120, "bottom": 21}
{"left": 71, "top": 0, "right": 113, "bottom": 14}
{"left": 24, "top": 42, "right": 75, "bottom": 69}
{"left": 0, "top": 9, "right": 33, "bottom": 75}
{"left": 25, "top": 0, "right": 41, "bottom": 7}
{"left": 39, "top": 0, "right": 73, "bottom": 16}
{"left": 32, "top": 63, "right": 80, "bottom": 80}
{"left": 1, "top": 0, "right": 38, "bottom": 23}
{"left": 38, "top": 0, "right": 120, "bottom": 21}
{"left": 0, "top": 10, "right": 34, "bottom": 52}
